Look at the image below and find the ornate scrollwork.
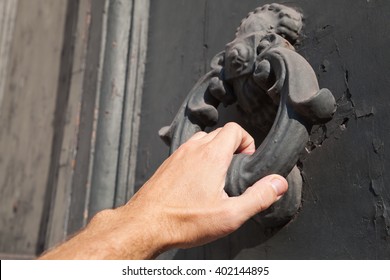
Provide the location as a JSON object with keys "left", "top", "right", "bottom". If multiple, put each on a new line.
{"left": 159, "top": 3, "right": 336, "bottom": 227}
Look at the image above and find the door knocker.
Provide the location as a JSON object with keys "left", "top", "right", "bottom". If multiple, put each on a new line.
{"left": 159, "top": 3, "right": 336, "bottom": 227}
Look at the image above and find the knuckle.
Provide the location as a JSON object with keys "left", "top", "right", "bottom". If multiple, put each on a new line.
{"left": 254, "top": 186, "right": 276, "bottom": 212}
{"left": 177, "top": 140, "right": 196, "bottom": 152}
{"left": 256, "top": 192, "right": 267, "bottom": 212}
{"left": 224, "top": 122, "right": 241, "bottom": 131}
{"left": 189, "top": 131, "right": 207, "bottom": 141}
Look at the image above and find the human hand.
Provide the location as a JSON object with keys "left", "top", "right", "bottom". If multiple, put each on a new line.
{"left": 39, "top": 122, "right": 287, "bottom": 260}
{"left": 120, "top": 122, "right": 288, "bottom": 256}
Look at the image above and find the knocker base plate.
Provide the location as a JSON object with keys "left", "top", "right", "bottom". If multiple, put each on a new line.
{"left": 159, "top": 3, "right": 336, "bottom": 229}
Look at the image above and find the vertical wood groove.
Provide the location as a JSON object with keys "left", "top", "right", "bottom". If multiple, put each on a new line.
{"left": 0, "top": 0, "right": 18, "bottom": 112}
{"left": 115, "top": 0, "right": 151, "bottom": 207}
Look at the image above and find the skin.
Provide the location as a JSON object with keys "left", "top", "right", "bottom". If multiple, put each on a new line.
{"left": 39, "top": 122, "right": 288, "bottom": 260}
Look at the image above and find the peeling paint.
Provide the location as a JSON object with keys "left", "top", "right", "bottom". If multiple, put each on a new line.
{"left": 370, "top": 178, "right": 390, "bottom": 237}
{"left": 372, "top": 138, "right": 384, "bottom": 154}
{"left": 356, "top": 107, "right": 375, "bottom": 119}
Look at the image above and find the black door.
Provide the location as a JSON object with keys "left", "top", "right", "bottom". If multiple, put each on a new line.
{"left": 135, "top": 0, "right": 390, "bottom": 259}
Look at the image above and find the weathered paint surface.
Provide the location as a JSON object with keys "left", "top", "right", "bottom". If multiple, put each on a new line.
{"left": 0, "top": 0, "right": 68, "bottom": 256}
{"left": 0, "top": 0, "right": 151, "bottom": 258}
{"left": 136, "top": 0, "right": 390, "bottom": 259}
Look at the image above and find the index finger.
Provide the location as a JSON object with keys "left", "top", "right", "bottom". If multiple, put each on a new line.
{"left": 209, "top": 122, "right": 255, "bottom": 155}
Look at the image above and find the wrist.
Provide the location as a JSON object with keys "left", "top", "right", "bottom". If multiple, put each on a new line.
{"left": 88, "top": 206, "right": 172, "bottom": 259}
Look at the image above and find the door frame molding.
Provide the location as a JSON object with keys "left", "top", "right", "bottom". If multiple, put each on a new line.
{"left": 45, "top": 0, "right": 150, "bottom": 251}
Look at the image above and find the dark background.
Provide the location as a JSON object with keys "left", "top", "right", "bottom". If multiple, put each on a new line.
{"left": 136, "top": 0, "right": 390, "bottom": 259}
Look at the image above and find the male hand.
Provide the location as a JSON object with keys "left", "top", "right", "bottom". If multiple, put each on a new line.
{"left": 39, "top": 123, "right": 287, "bottom": 259}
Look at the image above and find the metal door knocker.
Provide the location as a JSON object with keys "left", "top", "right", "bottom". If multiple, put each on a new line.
{"left": 159, "top": 3, "right": 336, "bottom": 227}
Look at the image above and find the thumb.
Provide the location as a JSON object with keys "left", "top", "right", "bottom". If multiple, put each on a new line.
{"left": 231, "top": 175, "right": 288, "bottom": 223}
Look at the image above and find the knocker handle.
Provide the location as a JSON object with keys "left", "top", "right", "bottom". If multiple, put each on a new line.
{"left": 159, "top": 4, "right": 336, "bottom": 227}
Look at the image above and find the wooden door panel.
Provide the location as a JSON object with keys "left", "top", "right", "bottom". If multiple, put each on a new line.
{"left": 136, "top": 0, "right": 390, "bottom": 259}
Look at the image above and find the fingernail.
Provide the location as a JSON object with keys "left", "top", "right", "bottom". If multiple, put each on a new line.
{"left": 270, "top": 178, "right": 286, "bottom": 196}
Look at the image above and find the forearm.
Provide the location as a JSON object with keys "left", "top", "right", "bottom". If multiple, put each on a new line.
{"left": 39, "top": 207, "right": 168, "bottom": 260}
